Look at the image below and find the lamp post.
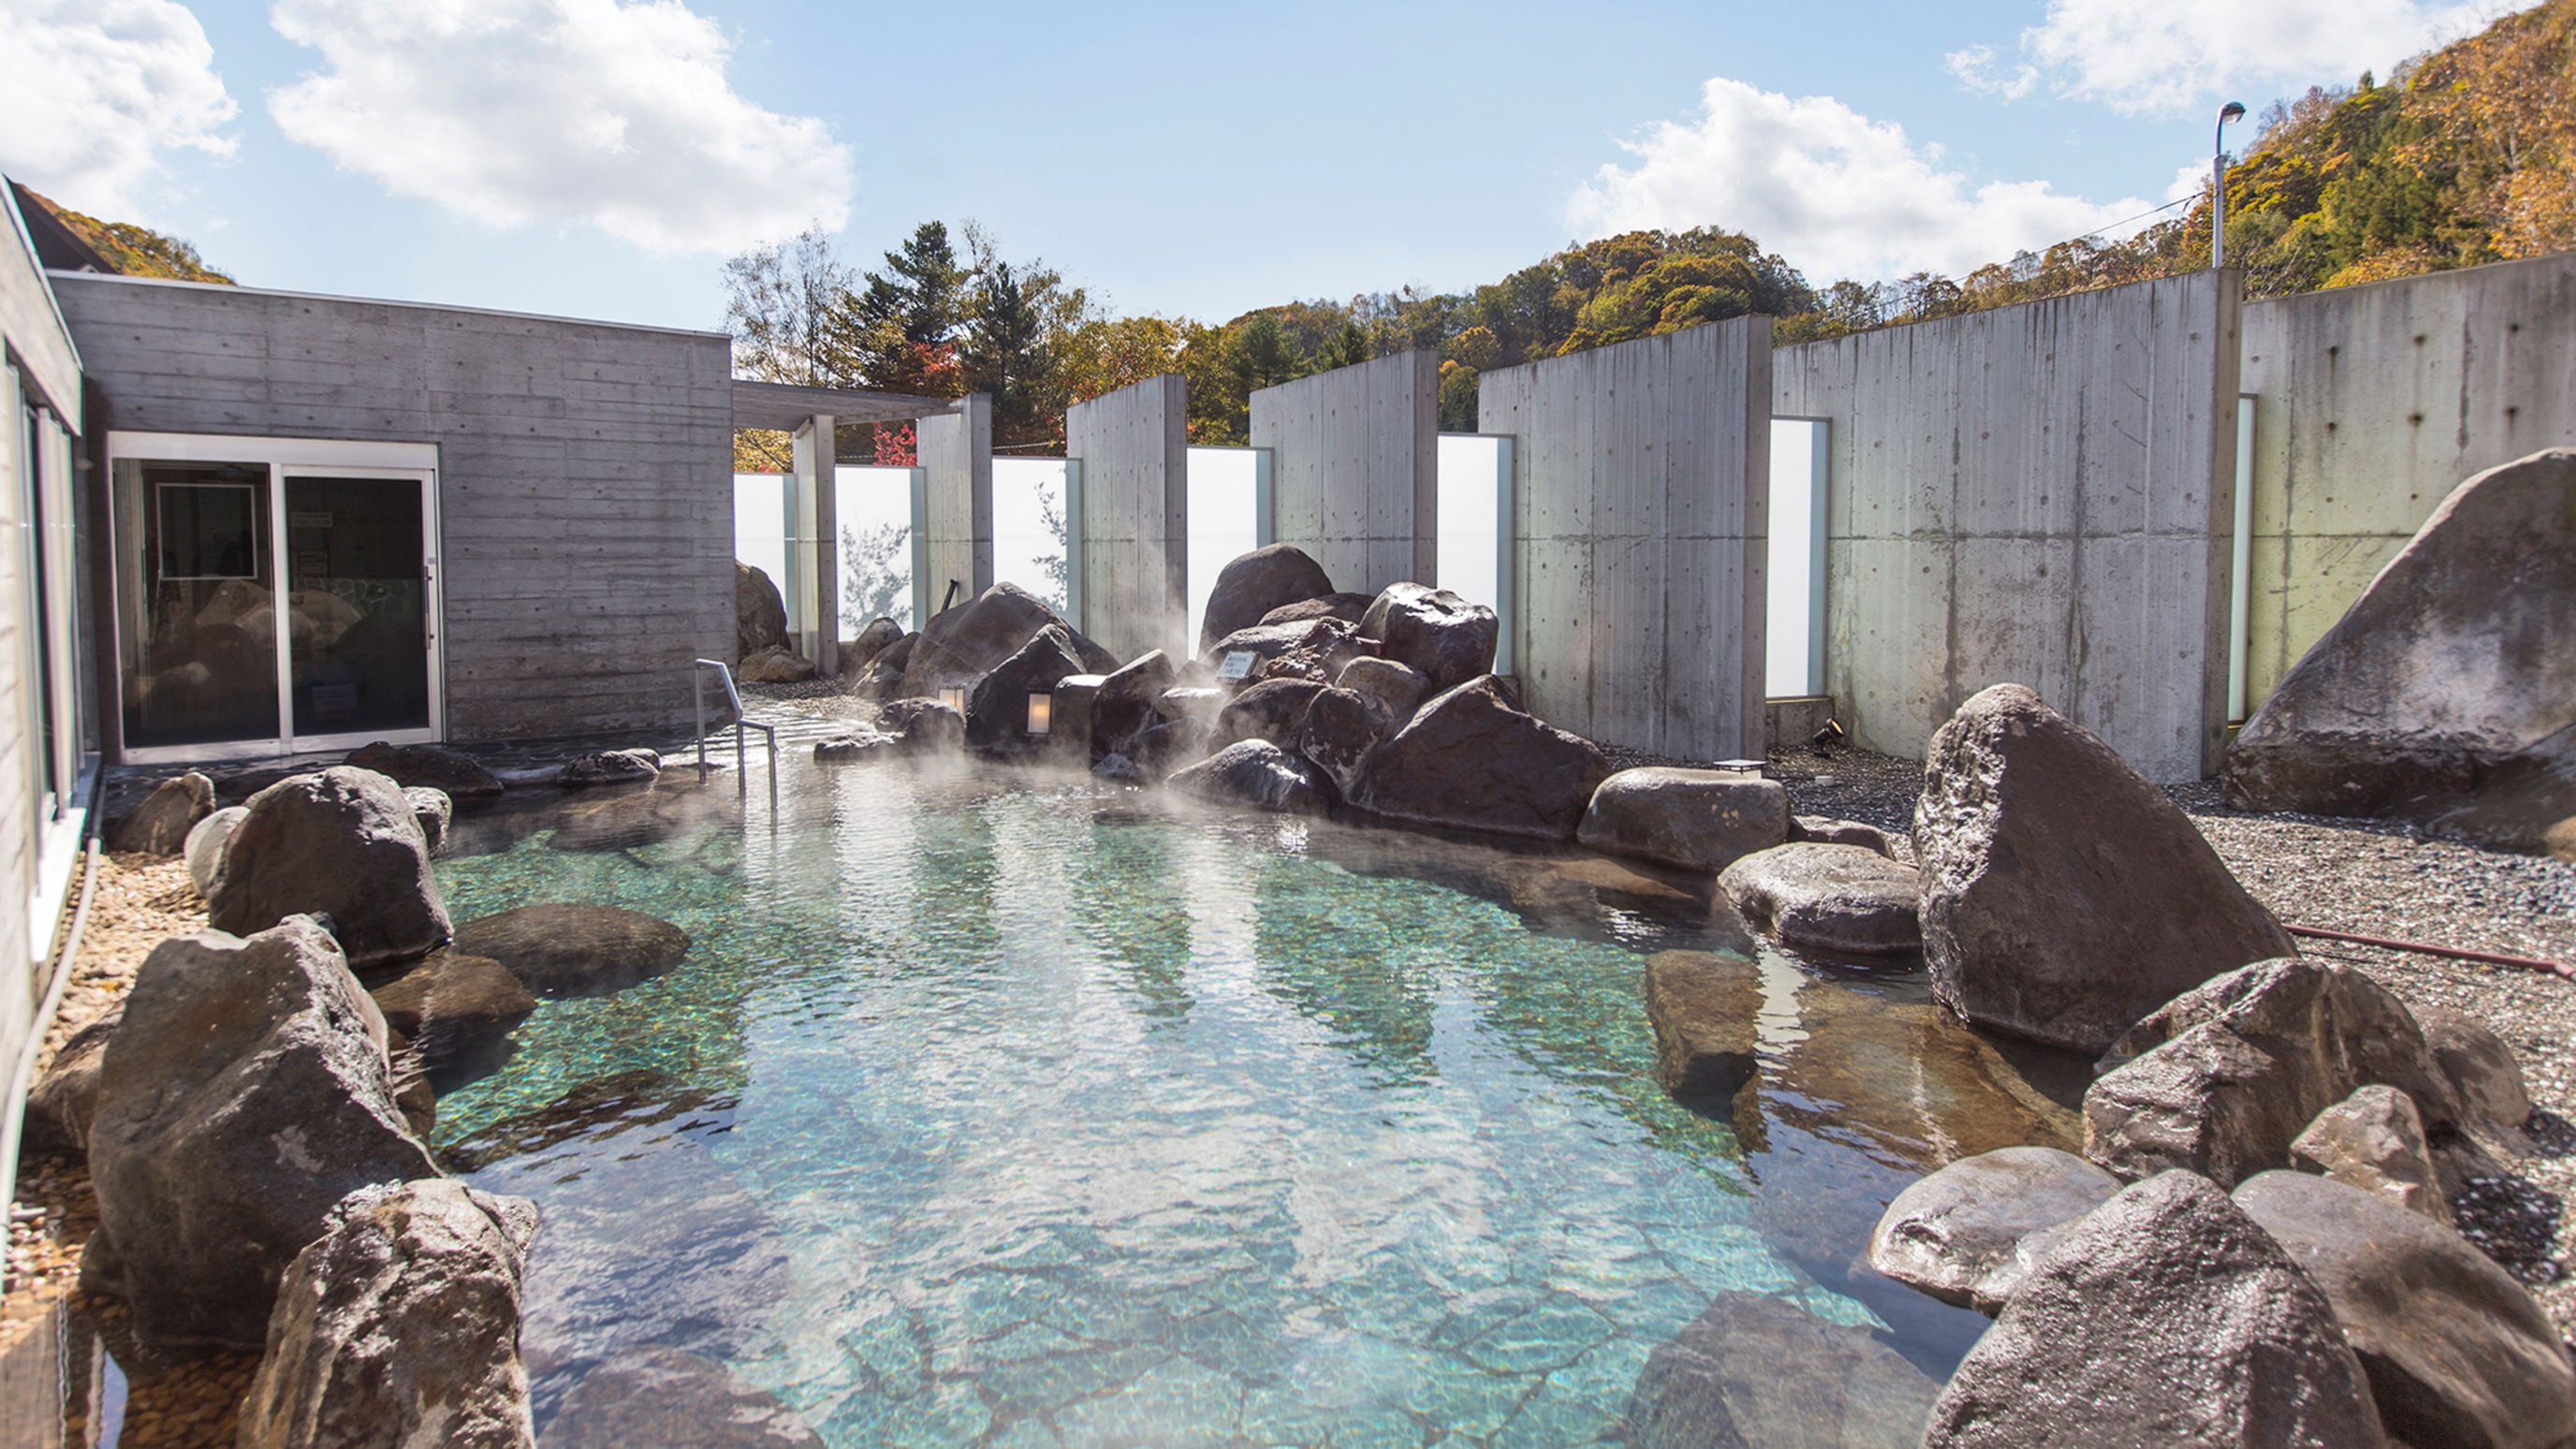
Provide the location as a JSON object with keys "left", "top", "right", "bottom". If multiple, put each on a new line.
{"left": 2213, "top": 101, "right": 2247, "bottom": 268}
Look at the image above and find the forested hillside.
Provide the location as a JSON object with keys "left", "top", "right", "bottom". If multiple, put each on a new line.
{"left": 13, "top": 186, "right": 233, "bottom": 284}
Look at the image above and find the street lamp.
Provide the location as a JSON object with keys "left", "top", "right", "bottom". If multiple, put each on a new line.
{"left": 2213, "top": 101, "right": 2247, "bottom": 269}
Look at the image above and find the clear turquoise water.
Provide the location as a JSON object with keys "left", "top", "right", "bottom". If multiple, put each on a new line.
{"left": 431, "top": 768, "right": 1977, "bottom": 1446}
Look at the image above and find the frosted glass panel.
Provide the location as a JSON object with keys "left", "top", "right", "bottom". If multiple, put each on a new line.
{"left": 1187, "top": 447, "right": 1262, "bottom": 651}
{"left": 836, "top": 465, "right": 917, "bottom": 633}
{"left": 733, "top": 473, "right": 788, "bottom": 599}
{"left": 1767, "top": 419, "right": 1826, "bottom": 698}
{"left": 1436, "top": 435, "right": 1505, "bottom": 611}
{"left": 993, "top": 459, "right": 1070, "bottom": 615}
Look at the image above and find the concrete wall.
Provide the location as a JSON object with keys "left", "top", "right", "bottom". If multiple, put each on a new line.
{"left": 1775, "top": 271, "right": 2241, "bottom": 782}
{"left": 918, "top": 392, "right": 994, "bottom": 609}
{"left": 1067, "top": 374, "right": 1188, "bottom": 663}
{"left": 1479, "top": 317, "right": 1771, "bottom": 761}
{"left": 51, "top": 274, "right": 736, "bottom": 740}
{"left": 1250, "top": 350, "right": 1437, "bottom": 595}
{"left": 2240, "top": 252, "right": 2576, "bottom": 709}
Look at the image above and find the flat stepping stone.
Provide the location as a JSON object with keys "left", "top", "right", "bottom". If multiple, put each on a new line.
{"left": 1720, "top": 842, "right": 1921, "bottom": 954}
{"left": 368, "top": 948, "right": 538, "bottom": 1090}
{"left": 454, "top": 903, "right": 690, "bottom": 998}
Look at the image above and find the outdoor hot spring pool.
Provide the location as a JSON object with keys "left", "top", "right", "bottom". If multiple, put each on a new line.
{"left": 420, "top": 762, "right": 2070, "bottom": 1447}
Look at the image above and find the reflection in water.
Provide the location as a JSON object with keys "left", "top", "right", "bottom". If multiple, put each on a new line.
{"left": 427, "top": 766, "right": 2061, "bottom": 1446}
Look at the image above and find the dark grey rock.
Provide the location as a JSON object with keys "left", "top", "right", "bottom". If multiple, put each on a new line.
{"left": 1626, "top": 1290, "right": 1943, "bottom": 1449}
{"left": 1202, "top": 621, "right": 1324, "bottom": 673}
{"left": 902, "top": 582, "right": 1114, "bottom": 699}
{"left": 851, "top": 632, "right": 916, "bottom": 699}
{"left": 1132, "top": 716, "right": 1216, "bottom": 776}
{"left": 368, "top": 949, "right": 539, "bottom": 1092}
{"left": 1153, "top": 685, "right": 1227, "bottom": 724}
{"left": 454, "top": 904, "right": 689, "bottom": 999}
{"left": 734, "top": 562, "right": 788, "bottom": 661}
{"left": 86, "top": 918, "right": 441, "bottom": 1353}
{"left": 1198, "top": 544, "right": 1334, "bottom": 653}
{"left": 735, "top": 645, "right": 815, "bottom": 684}
{"left": 1091, "top": 753, "right": 1142, "bottom": 783}
{"left": 1915, "top": 683, "right": 2296, "bottom": 1053}
{"left": 1351, "top": 676, "right": 1610, "bottom": 841}
{"left": 812, "top": 732, "right": 900, "bottom": 764}
{"left": 2291, "top": 1085, "right": 2449, "bottom": 1223}
{"left": 1923, "top": 1170, "right": 2387, "bottom": 1448}
{"left": 557, "top": 749, "right": 661, "bottom": 787}
{"left": 964, "top": 623, "right": 1086, "bottom": 752}
{"left": 1091, "top": 650, "right": 1176, "bottom": 757}
{"left": 1217, "top": 677, "right": 1328, "bottom": 746}
{"left": 1578, "top": 768, "right": 1788, "bottom": 871}
{"left": 841, "top": 616, "right": 905, "bottom": 678}
{"left": 1258, "top": 592, "right": 1374, "bottom": 628}
{"left": 1868, "top": 1147, "right": 2122, "bottom": 1313}
{"left": 1719, "top": 843, "right": 1921, "bottom": 955}
{"left": 22, "top": 1008, "right": 119, "bottom": 1160}
{"left": 238, "top": 1179, "right": 541, "bottom": 1449}
{"left": 108, "top": 771, "right": 215, "bottom": 855}
{"left": 2235, "top": 1169, "right": 2576, "bottom": 1449}
{"left": 208, "top": 768, "right": 453, "bottom": 969}
{"left": 1249, "top": 619, "right": 1377, "bottom": 686}
{"left": 1167, "top": 739, "right": 1326, "bottom": 814}
{"left": 1357, "top": 581, "right": 1499, "bottom": 693}
{"left": 184, "top": 804, "right": 247, "bottom": 894}
{"left": 2083, "top": 1021, "right": 2313, "bottom": 1188}
{"left": 1295, "top": 685, "right": 1396, "bottom": 797}
{"left": 345, "top": 742, "right": 506, "bottom": 802}
{"left": 2415, "top": 1005, "right": 2534, "bottom": 1142}
{"left": 875, "top": 696, "right": 965, "bottom": 754}
{"left": 1334, "top": 654, "right": 1429, "bottom": 720}
{"left": 544, "top": 1347, "right": 821, "bottom": 1449}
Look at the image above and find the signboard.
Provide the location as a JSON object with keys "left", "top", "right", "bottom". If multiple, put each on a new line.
{"left": 1217, "top": 651, "right": 1257, "bottom": 683}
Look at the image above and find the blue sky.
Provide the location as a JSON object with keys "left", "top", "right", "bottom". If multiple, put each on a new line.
{"left": 0, "top": 0, "right": 2511, "bottom": 333}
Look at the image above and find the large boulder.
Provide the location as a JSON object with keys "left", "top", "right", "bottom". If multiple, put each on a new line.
{"left": 852, "top": 633, "right": 916, "bottom": 699}
{"left": 368, "top": 949, "right": 539, "bottom": 1091}
{"left": 2226, "top": 448, "right": 2576, "bottom": 817}
{"left": 1090, "top": 651, "right": 1177, "bottom": 758}
{"left": 2421, "top": 720, "right": 2576, "bottom": 856}
{"left": 1251, "top": 619, "right": 1377, "bottom": 686}
{"left": 557, "top": 748, "right": 660, "bottom": 787}
{"left": 2291, "top": 1085, "right": 2448, "bottom": 1223}
{"left": 1578, "top": 768, "right": 1787, "bottom": 871}
{"left": 1259, "top": 592, "right": 1373, "bottom": 628}
{"left": 1866, "top": 1147, "right": 2122, "bottom": 1314}
{"left": 108, "top": 771, "right": 215, "bottom": 855}
{"left": 964, "top": 624, "right": 1086, "bottom": 752}
{"left": 1922, "top": 1170, "right": 2387, "bottom": 1448}
{"left": 1167, "top": 739, "right": 1327, "bottom": 814}
{"left": 1357, "top": 581, "right": 1499, "bottom": 693}
{"left": 2414, "top": 1005, "right": 2534, "bottom": 1142}
{"left": 1198, "top": 544, "right": 1334, "bottom": 653}
{"left": 208, "top": 768, "right": 453, "bottom": 969}
{"left": 1334, "top": 655, "right": 1428, "bottom": 720}
{"left": 545, "top": 1347, "right": 823, "bottom": 1449}
{"left": 2084, "top": 1022, "right": 2313, "bottom": 1189}
{"left": 1625, "top": 1290, "right": 1944, "bottom": 1449}
{"left": 841, "top": 616, "right": 905, "bottom": 678}
{"left": 22, "top": 1009, "right": 119, "bottom": 1160}
{"left": 902, "top": 582, "right": 1115, "bottom": 698}
{"left": 184, "top": 804, "right": 248, "bottom": 894}
{"left": 1642, "top": 949, "right": 1762, "bottom": 1105}
{"left": 1217, "top": 677, "right": 1328, "bottom": 746}
{"left": 1720, "top": 844, "right": 1921, "bottom": 955}
{"left": 1202, "top": 621, "right": 1324, "bottom": 673}
{"left": 734, "top": 645, "right": 815, "bottom": 684}
{"left": 454, "top": 904, "right": 690, "bottom": 999}
{"left": 2235, "top": 1170, "right": 2576, "bottom": 1449}
{"left": 346, "top": 741, "right": 505, "bottom": 802}
{"left": 1915, "top": 684, "right": 2296, "bottom": 1053}
{"left": 85, "top": 919, "right": 441, "bottom": 1352}
{"left": 1295, "top": 686, "right": 1397, "bottom": 797}
{"left": 238, "top": 1180, "right": 542, "bottom": 1449}
{"left": 1350, "top": 676, "right": 1610, "bottom": 840}
{"left": 734, "top": 562, "right": 788, "bottom": 660}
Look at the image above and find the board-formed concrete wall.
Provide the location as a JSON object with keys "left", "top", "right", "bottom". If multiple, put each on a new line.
{"left": 1775, "top": 271, "right": 2241, "bottom": 782}
{"left": 2239, "top": 252, "right": 2576, "bottom": 710}
{"left": 52, "top": 273, "right": 735, "bottom": 740}
{"left": 918, "top": 393, "right": 994, "bottom": 610}
{"left": 1067, "top": 374, "right": 1188, "bottom": 663}
{"left": 1250, "top": 350, "right": 1438, "bottom": 595}
{"left": 1479, "top": 317, "right": 1771, "bottom": 761}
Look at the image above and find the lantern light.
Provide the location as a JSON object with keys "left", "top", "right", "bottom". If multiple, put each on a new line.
{"left": 1026, "top": 692, "right": 1052, "bottom": 735}
{"left": 938, "top": 685, "right": 967, "bottom": 712}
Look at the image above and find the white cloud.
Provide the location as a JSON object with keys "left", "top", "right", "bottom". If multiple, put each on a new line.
{"left": 1567, "top": 78, "right": 2152, "bottom": 284}
{"left": 267, "top": 0, "right": 852, "bottom": 255}
{"left": 1963, "top": 0, "right": 2501, "bottom": 118}
{"left": 0, "top": 0, "right": 237, "bottom": 216}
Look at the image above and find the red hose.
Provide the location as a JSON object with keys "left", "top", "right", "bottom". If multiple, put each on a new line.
{"left": 2286, "top": 924, "right": 2574, "bottom": 981}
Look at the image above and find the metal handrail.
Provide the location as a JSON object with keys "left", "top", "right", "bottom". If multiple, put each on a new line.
{"left": 694, "top": 659, "right": 779, "bottom": 809}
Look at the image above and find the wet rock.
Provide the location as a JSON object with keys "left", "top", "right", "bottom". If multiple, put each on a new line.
{"left": 1578, "top": 768, "right": 1787, "bottom": 871}
{"left": 1915, "top": 683, "right": 2297, "bottom": 1054}
{"left": 852, "top": 632, "right": 916, "bottom": 699}
{"left": 454, "top": 904, "right": 690, "bottom": 999}
{"left": 1198, "top": 543, "right": 1335, "bottom": 653}
{"left": 1488, "top": 856, "right": 1713, "bottom": 929}
{"left": 446, "top": 1074, "right": 789, "bottom": 1425}
{"left": 735, "top": 562, "right": 788, "bottom": 660}
{"left": 1167, "top": 739, "right": 1327, "bottom": 814}
{"left": 1868, "top": 1147, "right": 2122, "bottom": 1314}
{"left": 2099, "top": 957, "right": 2463, "bottom": 1134}
{"left": 209, "top": 768, "right": 453, "bottom": 969}
{"left": 1202, "top": 621, "right": 1322, "bottom": 673}
{"left": 812, "top": 732, "right": 900, "bottom": 764}
{"left": 1251, "top": 619, "right": 1378, "bottom": 686}
{"left": 546, "top": 780, "right": 738, "bottom": 853}
{"left": 1789, "top": 815, "right": 1896, "bottom": 856}
{"left": 369, "top": 950, "right": 539, "bottom": 1092}
{"left": 557, "top": 749, "right": 660, "bottom": 787}
{"left": 1351, "top": 676, "right": 1610, "bottom": 841}
{"left": 87, "top": 918, "right": 440, "bottom": 1353}
{"left": 1357, "top": 581, "right": 1499, "bottom": 693}
{"left": 965, "top": 624, "right": 1088, "bottom": 752}
{"left": 1258, "top": 592, "right": 1374, "bottom": 628}
{"left": 902, "top": 582, "right": 1115, "bottom": 698}
{"left": 1719, "top": 844, "right": 1921, "bottom": 955}
{"left": 1768, "top": 987, "right": 2084, "bottom": 1173}
{"left": 1335, "top": 655, "right": 1428, "bottom": 721}
{"left": 2292, "top": 1085, "right": 2449, "bottom": 1223}
{"left": 1132, "top": 717, "right": 1216, "bottom": 776}
{"left": 2235, "top": 1170, "right": 2576, "bottom": 1449}
{"left": 1642, "top": 949, "right": 1762, "bottom": 1105}
{"left": 108, "top": 771, "right": 215, "bottom": 855}
{"left": 239, "top": 1179, "right": 541, "bottom": 1449}
{"left": 2415, "top": 1005, "right": 2534, "bottom": 1143}
{"left": 345, "top": 743, "right": 507, "bottom": 802}
{"left": 1923, "top": 1171, "right": 2387, "bottom": 1449}
{"left": 184, "top": 804, "right": 247, "bottom": 894}
{"left": 2226, "top": 447, "right": 2576, "bottom": 818}
{"left": 735, "top": 645, "right": 815, "bottom": 684}
{"left": 406, "top": 786, "right": 452, "bottom": 855}
{"left": 1218, "top": 677, "right": 1328, "bottom": 746}
{"left": 1154, "top": 685, "right": 1227, "bottom": 724}
{"left": 1626, "top": 1290, "right": 1943, "bottom": 1449}
{"left": 545, "top": 1347, "right": 822, "bottom": 1449}
{"left": 1091, "top": 650, "right": 1177, "bottom": 756}
{"left": 1091, "top": 753, "right": 1142, "bottom": 783}
{"left": 22, "top": 1008, "right": 119, "bottom": 1160}
{"left": 2083, "top": 1021, "right": 2313, "bottom": 1188}
{"left": 876, "top": 696, "right": 965, "bottom": 754}
{"left": 841, "top": 616, "right": 905, "bottom": 678}
{"left": 1295, "top": 685, "right": 1397, "bottom": 797}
